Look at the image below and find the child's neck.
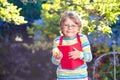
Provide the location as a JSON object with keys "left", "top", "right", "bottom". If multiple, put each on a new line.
{"left": 63, "top": 36, "right": 76, "bottom": 40}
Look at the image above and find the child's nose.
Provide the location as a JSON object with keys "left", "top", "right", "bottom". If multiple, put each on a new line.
{"left": 68, "top": 25, "right": 72, "bottom": 29}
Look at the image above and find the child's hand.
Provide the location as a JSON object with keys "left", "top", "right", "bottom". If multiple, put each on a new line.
{"left": 54, "top": 52, "right": 63, "bottom": 60}
{"left": 69, "top": 47, "right": 82, "bottom": 60}
{"left": 52, "top": 48, "right": 63, "bottom": 60}
{"left": 52, "top": 48, "right": 59, "bottom": 55}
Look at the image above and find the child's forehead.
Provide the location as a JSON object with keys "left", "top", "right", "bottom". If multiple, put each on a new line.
{"left": 64, "top": 17, "right": 71, "bottom": 20}
{"left": 63, "top": 18, "right": 74, "bottom": 23}
{"left": 63, "top": 17, "right": 77, "bottom": 22}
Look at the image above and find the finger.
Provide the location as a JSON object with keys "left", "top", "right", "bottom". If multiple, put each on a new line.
{"left": 68, "top": 53, "right": 75, "bottom": 59}
{"left": 69, "top": 55, "right": 73, "bottom": 59}
{"left": 69, "top": 56, "right": 76, "bottom": 60}
{"left": 73, "top": 47, "right": 78, "bottom": 51}
{"left": 69, "top": 52, "right": 73, "bottom": 57}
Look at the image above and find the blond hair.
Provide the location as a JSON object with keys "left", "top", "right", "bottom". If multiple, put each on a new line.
{"left": 59, "top": 11, "right": 82, "bottom": 28}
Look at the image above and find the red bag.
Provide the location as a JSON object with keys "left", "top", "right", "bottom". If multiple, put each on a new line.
{"left": 58, "top": 34, "right": 84, "bottom": 69}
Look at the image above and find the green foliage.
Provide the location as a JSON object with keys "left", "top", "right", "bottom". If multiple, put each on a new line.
{"left": 0, "top": 0, "right": 27, "bottom": 25}
{"left": 20, "top": 0, "right": 47, "bottom": 4}
{"left": 25, "top": 23, "right": 54, "bottom": 53}
{"left": 40, "top": 0, "right": 120, "bottom": 39}
{"left": 8, "top": 0, "right": 42, "bottom": 21}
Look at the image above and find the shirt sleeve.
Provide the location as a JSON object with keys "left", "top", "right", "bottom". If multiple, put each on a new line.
{"left": 51, "top": 37, "right": 61, "bottom": 65}
{"left": 79, "top": 34, "right": 93, "bottom": 62}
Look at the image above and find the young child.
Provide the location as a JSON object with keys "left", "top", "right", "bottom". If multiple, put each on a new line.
{"left": 52, "top": 11, "right": 92, "bottom": 80}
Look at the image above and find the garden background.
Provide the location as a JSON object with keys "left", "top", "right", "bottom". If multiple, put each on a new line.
{"left": 0, "top": 0, "right": 120, "bottom": 80}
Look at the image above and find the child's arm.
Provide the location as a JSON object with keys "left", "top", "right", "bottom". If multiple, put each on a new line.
{"left": 51, "top": 48, "right": 63, "bottom": 65}
{"left": 51, "top": 38, "right": 63, "bottom": 65}
{"left": 79, "top": 35, "right": 92, "bottom": 62}
{"left": 68, "top": 35, "right": 92, "bottom": 62}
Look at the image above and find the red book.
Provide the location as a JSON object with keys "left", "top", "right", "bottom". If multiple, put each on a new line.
{"left": 58, "top": 43, "right": 84, "bottom": 69}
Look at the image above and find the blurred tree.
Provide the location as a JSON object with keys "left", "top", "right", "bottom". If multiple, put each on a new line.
{"left": 0, "top": 0, "right": 28, "bottom": 44}
{"left": 8, "top": 0, "right": 45, "bottom": 22}
{"left": 40, "top": 0, "right": 120, "bottom": 39}
{"left": 0, "top": 0, "right": 27, "bottom": 25}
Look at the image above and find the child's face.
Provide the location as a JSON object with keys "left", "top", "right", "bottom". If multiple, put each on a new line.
{"left": 61, "top": 17, "right": 80, "bottom": 38}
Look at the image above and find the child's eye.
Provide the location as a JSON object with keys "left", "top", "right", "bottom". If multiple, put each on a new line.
{"left": 64, "top": 24, "right": 69, "bottom": 27}
{"left": 71, "top": 25, "right": 76, "bottom": 27}
{"left": 63, "top": 24, "right": 78, "bottom": 29}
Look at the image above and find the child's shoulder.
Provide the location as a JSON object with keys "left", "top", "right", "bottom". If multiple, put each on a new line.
{"left": 78, "top": 33, "right": 87, "bottom": 38}
{"left": 54, "top": 36, "right": 61, "bottom": 42}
